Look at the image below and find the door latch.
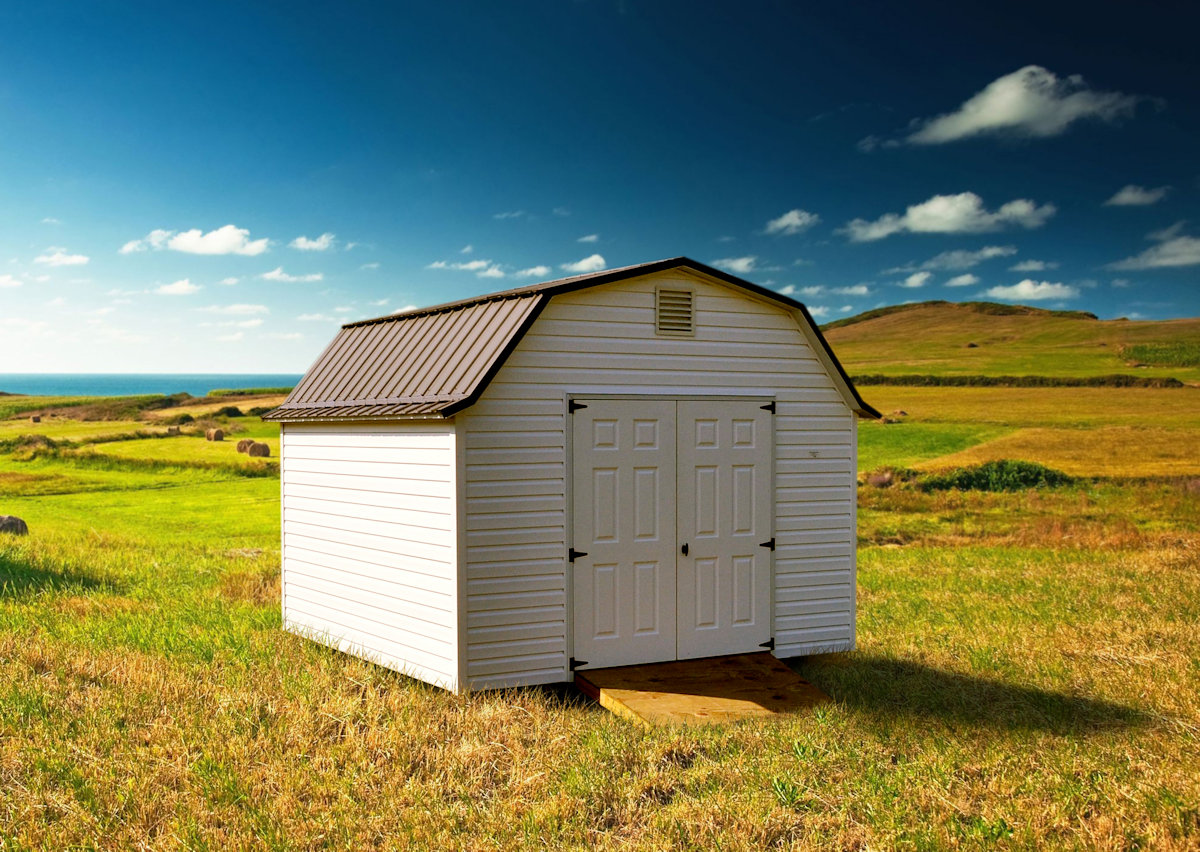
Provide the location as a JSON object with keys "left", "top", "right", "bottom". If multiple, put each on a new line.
{"left": 681, "top": 542, "right": 689, "bottom": 556}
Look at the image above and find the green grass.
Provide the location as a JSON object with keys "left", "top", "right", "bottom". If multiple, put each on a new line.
{"left": 0, "top": 392, "right": 1198, "bottom": 848}
{"left": 824, "top": 301, "right": 1200, "bottom": 382}
{"left": 1123, "top": 342, "right": 1200, "bottom": 368}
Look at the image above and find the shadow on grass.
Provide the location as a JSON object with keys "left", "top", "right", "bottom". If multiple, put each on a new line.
{"left": 0, "top": 550, "right": 116, "bottom": 598}
{"left": 791, "top": 653, "right": 1147, "bottom": 734}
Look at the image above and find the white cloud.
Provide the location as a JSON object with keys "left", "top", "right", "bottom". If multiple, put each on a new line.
{"left": 368, "top": 298, "right": 389, "bottom": 307}
{"left": 392, "top": 305, "right": 419, "bottom": 314}
{"left": 41, "top": 217, "right": 61, "bottom": 225}
{"left": 776, "top": 284, "right": 796, "bottom": 296}
{"left": 901, "top": 65, "right": 1140, "bottom": 145}
{"left": 578, "top": 234, "right": 599, "bottom": 243}
{"left": 0, "top": 274, "right": 21, "bottom": 288}
{"left": 220, "top": 277, "right": 240, "bottom": 286}
{"left": 1111, "top": 278, "right": 1131, "bottom": 288}
{"left": 839, "top": 305, "right": 853, "bottom": 313}
{"left": 224, "top": 318, "right": 263, "bottom": 328}
{"left": 261, "top": 266, "right": 323, "bottom": 283}
{"left": 360, "top": 262, "right": 380, "bottom": 270}
{"left": 460, "top": 244, "right": 474, "bottom": 254}
{"left": 428, "top": 258, "right": 506, "bottom": 278}
{"left": 900, "top": 271, "right": 932, "bottom": 288}
{"left": 561, "top": 254, "right": 607, "bottom": 273}
{"left": 833, "top": 284, "right": 871, "bottom": 296}
{"left": 842, "top": 193, "right": 1055, "bottom": 242}
{"left": 121, "top": 225, "right": 269, "bottom": 256}
{"left": 1104, "top": 185, "right": 1170, "bottom": 207}
{"left": 1009, "top": 259, "right": 1059, "bottom": 272}
{"left": 198, "top": 303, "right": 269, "bottom": 315}
{"left": 46, "top": 296, "right": 66, "bottom": 306}
{"left": 807, "top": 305, "right": 830, "bottom": 318}
{"left": 298, "top": 313, "right": 338, "bottom": 321}
{"left": 290, "top": 232, "right": 336, "bottom": 251}
{"left": 156, "top": 279, "right": 201, "bottom": 295}
{"left": 517, "top": 265, "right": 551, "bottom": 278}
{"left": 765, "top": 208, "right": 820, "bottom": 236}
{"left": 552, "top": 207, "right": 571, "bottom": 217}
{"left": 333, "top": 306, "right": 354, "bottom": 313}
{"left": 34, "top": 247, "right": 89, "bottom": 266}
{"left": 711, "top": 256, "right": 757, "bottom": 274}
{"left": 478, "top": 264, "right": 505, "bottom": 278}
{"left": 1108, "top": 223, "right": 1200, "bottom": 269}
{"left": 493, "top": 210, "right": 525, "bottom": 220}
{"left": 917, "top": 245, "right": 1017, "bottom": 270}
{"left": 799, "top": 285, "right": 824, "bottom": 297}
{"left": 216, "top": 332, "right": 244, "bottom": 343}
{"left": 945, "top": 273, "right": 980, "bottom": 287}
{"left": 985, "top": 279, "right": 1079, "bottom": 301}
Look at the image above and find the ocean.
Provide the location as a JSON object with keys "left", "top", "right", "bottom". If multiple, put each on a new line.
{"left": 0, "top": 373, "right": 303, "bottom": 398}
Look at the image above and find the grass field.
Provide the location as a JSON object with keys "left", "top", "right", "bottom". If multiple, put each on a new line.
{"left": 824, "top": 301, "right": 1200, "bottom": 383}
{"left": 1, "top": 386, "right": 1199, "bottom": 849}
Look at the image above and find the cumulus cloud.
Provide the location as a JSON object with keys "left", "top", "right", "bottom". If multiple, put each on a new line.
{"left": 41, "top": 217, "right": 61, "bottom": 225}
{"left": 121, "top": 225, "right": 269, "bottom": 256}
{"left": 493, "top": 210, "right": 525, "bottom": 220}
{"left": 842, "top": 193, "right": 1055, "bottom": 242}
{"left": 34, "top": 247, "right": 89, "bottom": 266}
{"left": 799, "top": 285, "right": 824, "bottom": 297}
{"left": 1009, "top": 259, "right": 1059, "bottom": 272}
{"left": 898, "top": 66, "right": 1141, "bottom": 146}
{"left": 1104, "top": 185, "right": 1171, "bottom": 206}
{"left": 1108, "top": 222, "right": 1200, "bottom": 269}
{"left": 392, "top": 305, "right": 419, "bottom": 314}
{"left": 985, "top": 279, "right": 1079, "bottom": 301}
{"left": 360, "top": 262, "right": 380, "bottom": 270}
{"left": 428, "top": 258, "right": 505, "bottom": 278}
{"left": 220, "top": 277, "right": 240, "bottom": 286}
{"left": 765, "top": 209, "right": 821, "bottom": 236}
{"left": 561, "top": 254, "right": 607, "bottom": 273}
{"left": 776, "top": 284, "right": 796, "bottom": 296}
{"left": 833, "top": 284, "right": 871, "bottom": 296}
{"left": 0, "top": 274, "right": 21, "bottom": 288}
{"left": 290, "top": 232, "right": 336, "bottom": 251}
{"left": 460, "top": 244, "right": 474, "bottom": 254}
{"left": 711, "top": 256, "right": 757, "bottom": 274}
{"left": 945, "top": 273, "right": 980, "bottom": 287}
{"left": 216, "top": 332, "right": 244, "bottom": 343}
{"left": 900, "top": 271, "right": 932, "bottom": 288}
{"left": 807, "top": 305, "right": 830, "bottom": 318}
{"left": 261, "top": 267, "right": 323, "bottom": 283}
{"left": 578, "top": 234, "right": 599, "bottom": 243}
{"left": 916, "top": 245, "right": 1017, "bottom": 271}
{"left": 517, "top": 265, "right": 551, "bottom": 278}
{"left": 198, "top": 303, "right": 269, "bottom": 315}
{"left": 156, "top": 279, "right": 201, "bottom": 295}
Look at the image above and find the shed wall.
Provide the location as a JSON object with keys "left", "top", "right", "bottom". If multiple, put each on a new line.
{"left": 459, "top": 271, "right": 856, "bottom": 690}
{"left": 280, "top": 421, "right": 460, "bottom": 690}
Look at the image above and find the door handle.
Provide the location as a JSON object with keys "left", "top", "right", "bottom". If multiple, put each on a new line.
{"left": 681, "top": 542, "right": 689, "bottom": 556}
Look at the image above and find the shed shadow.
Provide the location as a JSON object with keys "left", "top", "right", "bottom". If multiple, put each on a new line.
{"left": 788, "top": 653, "right": 1147, "bottom": 734}
{"left": 0, "top": 550, "right": 116, "bottom": 598}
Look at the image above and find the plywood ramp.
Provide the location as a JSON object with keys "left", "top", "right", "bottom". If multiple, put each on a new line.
{"left": 574, "top": 652, "right": 829, "bottom": 726}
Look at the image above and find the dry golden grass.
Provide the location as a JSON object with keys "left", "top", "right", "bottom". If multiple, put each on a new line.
{"left": 142, "top": 394, "right": 289, "bottom": 421}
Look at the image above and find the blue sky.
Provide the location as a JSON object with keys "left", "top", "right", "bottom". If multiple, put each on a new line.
{"left": 2, "top": 1, "right": 1198, "bottom": 372}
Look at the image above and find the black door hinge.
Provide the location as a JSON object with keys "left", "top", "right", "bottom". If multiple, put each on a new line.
{"left": 759, "top": 538, "right": 775, "bottom": 551}
{"left": 568, "top": 548, "right": 588, "bottom": 562}
{"left": 760, "top": 638, "right": 775, "bottom": 651}
{"left": 569, "top": 657, "right": 589, "bottom": 671}
{"left": 760, "top": 401, "right": 776, "bottom": 413}
{"left": 568, "top": 400, "right": 588, "bottom": 413}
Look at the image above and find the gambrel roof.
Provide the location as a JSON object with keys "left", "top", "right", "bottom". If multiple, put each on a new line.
{"left": 264, "top": 257, "right": 879, "bottom": 421}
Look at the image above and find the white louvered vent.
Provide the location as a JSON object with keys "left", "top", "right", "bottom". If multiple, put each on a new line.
{"left": 655, "top": 287, "right": 694, "bottom": 336}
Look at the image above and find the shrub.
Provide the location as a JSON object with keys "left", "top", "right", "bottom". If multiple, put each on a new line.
{"left": 920, "top": 460, "right": 1074, "bottom": 492}
{"left": 214, "top": 405, "right": 244, "bottom": 418}
{"left": 160, "top": 412, "right": 195, "bottom": 425}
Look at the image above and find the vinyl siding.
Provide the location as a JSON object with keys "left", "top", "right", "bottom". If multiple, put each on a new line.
{"left": 459, "top": 270, "right": 856, "bottom": 690}
{"left": 281, "top": 421, "right": 460, "bottom": 690}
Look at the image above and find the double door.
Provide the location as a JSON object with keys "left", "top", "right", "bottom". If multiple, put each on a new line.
{"left": 571, "top": 399, "right": 773, "bottom": 670}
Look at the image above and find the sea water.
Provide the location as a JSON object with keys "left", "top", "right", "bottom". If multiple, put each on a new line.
{"left": 0, "top": 374, "right": 302, "bottom": 398}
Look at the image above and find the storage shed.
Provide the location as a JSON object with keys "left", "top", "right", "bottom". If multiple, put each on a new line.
{"left": 265, "top": 257, "right": 878, "bottom": 692}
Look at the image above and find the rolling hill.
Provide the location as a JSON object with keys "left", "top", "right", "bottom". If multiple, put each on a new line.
{"left": 821, "top": 301, "right": 1200, "bottom": 383}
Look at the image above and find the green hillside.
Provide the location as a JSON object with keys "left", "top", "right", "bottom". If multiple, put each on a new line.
{"left": 822, "top": 301, "right": 1200, "bottom": 383}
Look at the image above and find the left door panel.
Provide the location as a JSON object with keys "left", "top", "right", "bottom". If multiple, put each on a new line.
{"left": 571, "top": 400, "right": 677, "bottom": 669}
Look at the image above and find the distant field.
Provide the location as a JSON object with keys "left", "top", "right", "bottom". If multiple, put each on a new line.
{"left": 91, "top": 431, "right": 279, "bottom": 468}
{"left": 825, "top": 301, "right": 1200, "bottom": 383}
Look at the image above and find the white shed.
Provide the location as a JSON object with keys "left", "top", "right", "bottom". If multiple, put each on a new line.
{"left": 264, "top": 257, "right": 878, "bottom": 692}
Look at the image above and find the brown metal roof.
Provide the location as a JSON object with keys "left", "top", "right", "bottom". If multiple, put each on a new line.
{"left": 264, "top": 257, "right": 879, "bottom": 422}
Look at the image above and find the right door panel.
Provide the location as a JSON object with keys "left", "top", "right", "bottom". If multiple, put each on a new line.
{"left": 675, "top": 401, "right": 773, "bottom": 659}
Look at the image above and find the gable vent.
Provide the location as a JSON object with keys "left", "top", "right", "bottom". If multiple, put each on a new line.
{"left": 655, "top": 287, "right": 694, "bottom": 336}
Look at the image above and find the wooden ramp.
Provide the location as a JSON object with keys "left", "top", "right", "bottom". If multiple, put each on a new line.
{"left": 574, "top": 652, "right": 829, "bottom": 726}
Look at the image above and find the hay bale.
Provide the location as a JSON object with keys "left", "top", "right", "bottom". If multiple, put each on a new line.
{"left": 0, "top": 515, "right": 29, "bottom": 536}
{"left": 247, "top": 442, "right": 271, "bottom": 458}
{"left": 236, "top": 438, "right": 255, "bottom": 454}
{"left": 866, "top": 471, "right": 894, "bottom": 489}
{"left": 891, "top": 410, "right": 908, "bottom": 417}
{"left": 205, "top": 428, "right": 225, "bottom": 442}
{"left": 167, "top": 426, "right": 181, "bottom": 436}
{"left": 30, "top": 415, "right": 41, "bottom": 423}
{"left": 965, "top": 342, "right": 979, "bottom": 348}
